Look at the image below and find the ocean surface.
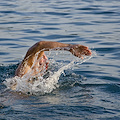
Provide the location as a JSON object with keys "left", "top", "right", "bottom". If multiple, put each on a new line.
{"left": 0, "top": 0, "right": 120, "bottom": 119}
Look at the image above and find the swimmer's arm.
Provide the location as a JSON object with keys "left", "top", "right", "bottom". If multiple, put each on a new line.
{"left": 38, "top": 41, "right": 92, "bottom": 58}
{"left": 25, "top": 41, "right": 69, "bottom": 57}
{"left": 15, "top": 41, "right": 91, "bottom": 77}
{"left": 25, "top": 41, "right": 92, "bottom": 59}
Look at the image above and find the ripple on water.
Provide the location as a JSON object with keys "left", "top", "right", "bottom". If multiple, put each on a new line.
{"left": 0, "top": 52, "right": 9, "bottom": 55}
{"left": 101, "top": 83, "right": 120, "bottom": 94}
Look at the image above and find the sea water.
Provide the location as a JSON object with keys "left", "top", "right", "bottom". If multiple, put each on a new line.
{"left": 0, "top": 0, "right": 120, "bottom": 120}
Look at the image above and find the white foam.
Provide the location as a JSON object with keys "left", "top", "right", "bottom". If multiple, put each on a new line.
{"left": 4, "top": 61, "right": 74, "bottom": 95}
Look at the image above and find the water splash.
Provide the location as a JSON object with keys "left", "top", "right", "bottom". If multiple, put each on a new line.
{"left": 4, "top": 50, "right": 95, "bottom": 95}
{"left": 4, "top": 61, "right": 74, "bottom": 95}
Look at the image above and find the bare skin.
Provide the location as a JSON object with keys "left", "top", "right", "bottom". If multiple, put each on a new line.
{"left": 15, "top": 41, "right": 92, "bottom": 77}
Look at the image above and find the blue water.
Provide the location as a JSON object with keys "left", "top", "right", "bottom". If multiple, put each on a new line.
{"left": 0, "top": 0, "right": 120, "bottom": 119}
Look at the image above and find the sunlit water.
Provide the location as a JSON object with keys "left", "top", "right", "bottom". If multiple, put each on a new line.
{"left": 0, "top": 0, "right": 120, "bottom": 120}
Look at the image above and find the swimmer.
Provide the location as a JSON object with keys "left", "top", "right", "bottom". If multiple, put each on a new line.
{"left": 15, "top": 41, "right": 92, "bottom": 78}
